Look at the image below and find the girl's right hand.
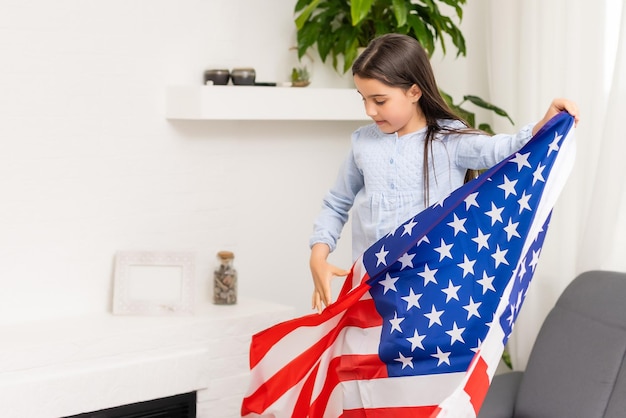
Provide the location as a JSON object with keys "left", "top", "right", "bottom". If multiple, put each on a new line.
{"left": 310, "top": 243, "right": 349, "bottom": 314}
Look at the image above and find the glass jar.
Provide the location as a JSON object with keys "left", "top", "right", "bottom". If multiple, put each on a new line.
{"left": 213, "top": 251, "right": 237, "bottom": 305}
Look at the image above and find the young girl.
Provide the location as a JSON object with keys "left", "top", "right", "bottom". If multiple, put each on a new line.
{"left": 309, "top": 33, "right": 580, "bottom": 313}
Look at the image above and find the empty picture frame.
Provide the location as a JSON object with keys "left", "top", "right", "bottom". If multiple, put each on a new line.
{"left": 113, "top": 251, "right": 195, "bottom": 315}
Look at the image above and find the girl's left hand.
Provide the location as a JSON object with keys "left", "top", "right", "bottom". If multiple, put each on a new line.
{"left": 533, "top": 98, "right": 580, "bottom": 135}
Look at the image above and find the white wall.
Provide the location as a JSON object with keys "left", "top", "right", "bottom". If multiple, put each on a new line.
{"left": 0, "top": 0, "right": 489, "bottom": 324}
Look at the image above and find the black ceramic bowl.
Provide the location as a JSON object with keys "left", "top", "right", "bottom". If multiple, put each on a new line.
{"left": 204, "top": 69, "right": 230, "bottom": 85}
{"left": 231, "top": 68, "right": 256, "bottom": 85}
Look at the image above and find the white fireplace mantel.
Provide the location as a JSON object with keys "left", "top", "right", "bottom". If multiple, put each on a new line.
{"left": 0, "top": 298, "right": 295, "bottom": 418}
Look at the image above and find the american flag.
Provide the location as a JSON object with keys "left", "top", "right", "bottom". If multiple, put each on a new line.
{"left": 241, "top": 112, "right": 576, "bottom": 417}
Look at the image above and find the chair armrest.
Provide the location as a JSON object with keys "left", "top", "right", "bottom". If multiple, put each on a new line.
{"left": 477, "top": 371, "right": 523, "bottom": 418}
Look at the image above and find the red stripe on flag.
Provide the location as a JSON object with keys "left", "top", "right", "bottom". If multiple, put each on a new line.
{"left": 339, "top": 268, "right": 358, "bottom": 297}
{"left": 464, "top": 355, "right": 490, "bottom": 415}
{"left": 248, "top": 273, "right": 371, "bottom": 368}
{"left": 339, "top": 261, "right": 370, "bottom": 298}
{"left": 308, "top": 354, "right": 388, "bottom": 416}
{"left": 429, "top": 406, "right": 442, "bottom": 417}
{"left": 340, "top": 406, "right": 439, "bottom": 417}
{"left": 242, "top": 298, "right": 382, "bottom": 415}
{"left": 291, "top": 361, "right": 320, "bottom": 418}
{"left": 335, "top": 354, "right": 389, "bottom": 381}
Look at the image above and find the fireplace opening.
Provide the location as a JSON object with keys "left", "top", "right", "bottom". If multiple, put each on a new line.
{"left": 64, "top": 391, "right": 196, "bottom": 418}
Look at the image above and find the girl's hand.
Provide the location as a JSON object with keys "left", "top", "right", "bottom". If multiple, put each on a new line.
{"left": 310, "top": 243, "right": 349, "bottom": 314}
{"left": 533, "top": 98, "right": 580, "bottom": 135}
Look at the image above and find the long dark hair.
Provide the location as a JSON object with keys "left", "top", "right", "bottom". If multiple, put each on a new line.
{"left": 352, "top": 33, "right": 478, "bottom": 204}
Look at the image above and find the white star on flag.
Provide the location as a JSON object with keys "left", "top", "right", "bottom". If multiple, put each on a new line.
{"left": 432, "top": 347, "right": 451, "bottom": 366}
{"left": 434, "top": 238, "right": 454, "bottom": 260}
{"left": 477, "top": 271, "right": 496, "bottom": 294}
{"left": 395, "top": 352, "right": 414, "bottom": 369}
{"left": 446, "top": 322, "right": 466, "bottom": 345}
{"left": 397, "top": 252, "right": 415, "bottom": 270}
{"left": 447, "top": 213, "right": 468, "bottom": 235}
{"left": 485, "top": 202, "right": 504, "bottom": 225}
{"left": 510, "top": 151, "right": 532, "bottom": 171}
{"left": 379, "top": 273, "right": 399, "bottom": 294}
{"left": 457, "top": 254, "right": 476, "bottom": 277}
{"left": 498, "top": 175, "right": 518, "bottom": 198}
{"left": 442, "top": 280, "right": 462, "bottom": 302}
{"left": 548, "top": 132, "right": 563, "bottom": 156}
{"left": 401, "top": 288, "right": 422, "bottom": 310}
{"left": 424, "top": 305, "right": 444, "bottom": 327}
{"left": 389, "top": 311, "right": 405, "bottom": 333}
{"left": 402, "top": 218, "right": 417, "bottom": 236}
{"left": 418, "top": 264, "right": 438, "bottom": 286}
{"left": 407, "top": 329, "right": 426, "bottom": 351}
{"left": 472, "top": 228, "right": 491, "bottom": 251}
{"left": 517, "top": 190, "right": 532, "bottom": 213}
{"left": 375, "top": 245, "right": 389, "bottom": 266}
{"left": 463, "top": 296, "right": 482, "bottom": 319}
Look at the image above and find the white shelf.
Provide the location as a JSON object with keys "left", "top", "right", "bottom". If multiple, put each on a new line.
{"left": 166, "top": 85, "right": 370, "bottom": 121}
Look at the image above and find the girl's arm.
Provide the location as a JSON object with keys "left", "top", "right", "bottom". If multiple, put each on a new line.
{"left": 455, "top": 98, "right": 580, "bottom": 170}
{"left": 308, "top": 138, "right": 364, "bottom": 313}
{"left": 309, "top": 148, "right": 364, "bottom": 253}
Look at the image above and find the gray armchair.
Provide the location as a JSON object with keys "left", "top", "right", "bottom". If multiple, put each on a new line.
{"left": 479, "top": 270, "right": 626, "bottom": 418}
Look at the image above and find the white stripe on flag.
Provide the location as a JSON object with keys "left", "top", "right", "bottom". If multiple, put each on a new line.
{"left": 341, "top": 372, "right": 466, "bottom": 410}
{"left": 246, "top": 313, "right": 344, "bottom": 393}
{"left": 310, "top": 325, "right": 383, "bottom": 401}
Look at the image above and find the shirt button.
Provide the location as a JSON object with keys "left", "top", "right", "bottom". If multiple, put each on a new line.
{"left": 390, "top": 158, "right": 394, "bottom": 164}
{"left": 390, "top": 183, "right": 395, "bottom": 189}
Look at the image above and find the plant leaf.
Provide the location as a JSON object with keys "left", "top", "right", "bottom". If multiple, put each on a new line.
{"left": 295, "top": 0, "right": 322, "bottom": 30}
{"left": 391, "top": 0, "right": 408, "bottom": 27}
{"left": 438, "top": 0, "right": 466, "bottom": 20}
{"left": 351, "top": 0, "right": 375, "bottom": 26}
{"left": 297, "top": 21, "right": 322, "bottom": 60}
{"left": 407, "top": 14, "right": 434, "bottom": 56}
{"left": 451, "top": 105, "right": 475, "bottom": 128}
{"left": 439, "top": 89, "right": 454, "bottom": 107}
{"left": 478, "top": 123, "right": 495, "bottom": 135}
{"left": 463, "top": 95, "right": 514, "bottom": 124}
{"left": 501, "top": 347, "right": 513, "bottom": 369}
{"left": 316, "top": 31, "right": 335, "bottom": 63}
{"left": 343, "top": 38, "right": 361, "bottom": 73}
{"left": 294, "top": 0, "right": 312, "bottom": 13}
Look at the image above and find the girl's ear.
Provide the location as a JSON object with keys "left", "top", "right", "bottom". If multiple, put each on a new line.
{"left": 408, "top": 84, "right": 422, "bottom": 103}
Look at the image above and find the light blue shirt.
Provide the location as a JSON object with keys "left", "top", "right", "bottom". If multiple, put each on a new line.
{"left": 310, "top": 120, "right": 534, "bottom": 260}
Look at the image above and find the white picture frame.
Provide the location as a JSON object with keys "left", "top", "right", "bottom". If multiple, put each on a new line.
{"left": 113, "top": 251, "right": 195, "bottom": 315}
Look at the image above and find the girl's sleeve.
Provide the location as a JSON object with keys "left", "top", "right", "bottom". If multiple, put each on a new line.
{"left": 309, "top": 143, "right": 364, "bottom": 253}
{"left": 455, "top": 123, "right": 534, "bottom": 170}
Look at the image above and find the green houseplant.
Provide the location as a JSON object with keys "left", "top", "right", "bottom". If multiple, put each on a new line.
{"left": 295, "top": 0, "right": 466, "bottom": 73}
{"left": 294, "top": 0, "right": 512, "bottom": 134}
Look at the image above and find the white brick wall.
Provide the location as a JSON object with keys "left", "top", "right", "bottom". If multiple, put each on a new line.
{"left": 0, "top": 298, "right": 294, "bottom": 417}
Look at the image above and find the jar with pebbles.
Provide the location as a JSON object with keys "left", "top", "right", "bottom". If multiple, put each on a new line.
{"left": 213, "top": 251, "right": 237, "bottom": 305}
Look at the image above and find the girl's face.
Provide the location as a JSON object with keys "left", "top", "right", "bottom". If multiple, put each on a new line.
{"left": 354, "top": 75, "right": 425, "bottom": 137}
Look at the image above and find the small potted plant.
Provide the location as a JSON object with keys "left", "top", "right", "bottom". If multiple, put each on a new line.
{"left": 291, "top": 66, "right": 311, "bottom": 87}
